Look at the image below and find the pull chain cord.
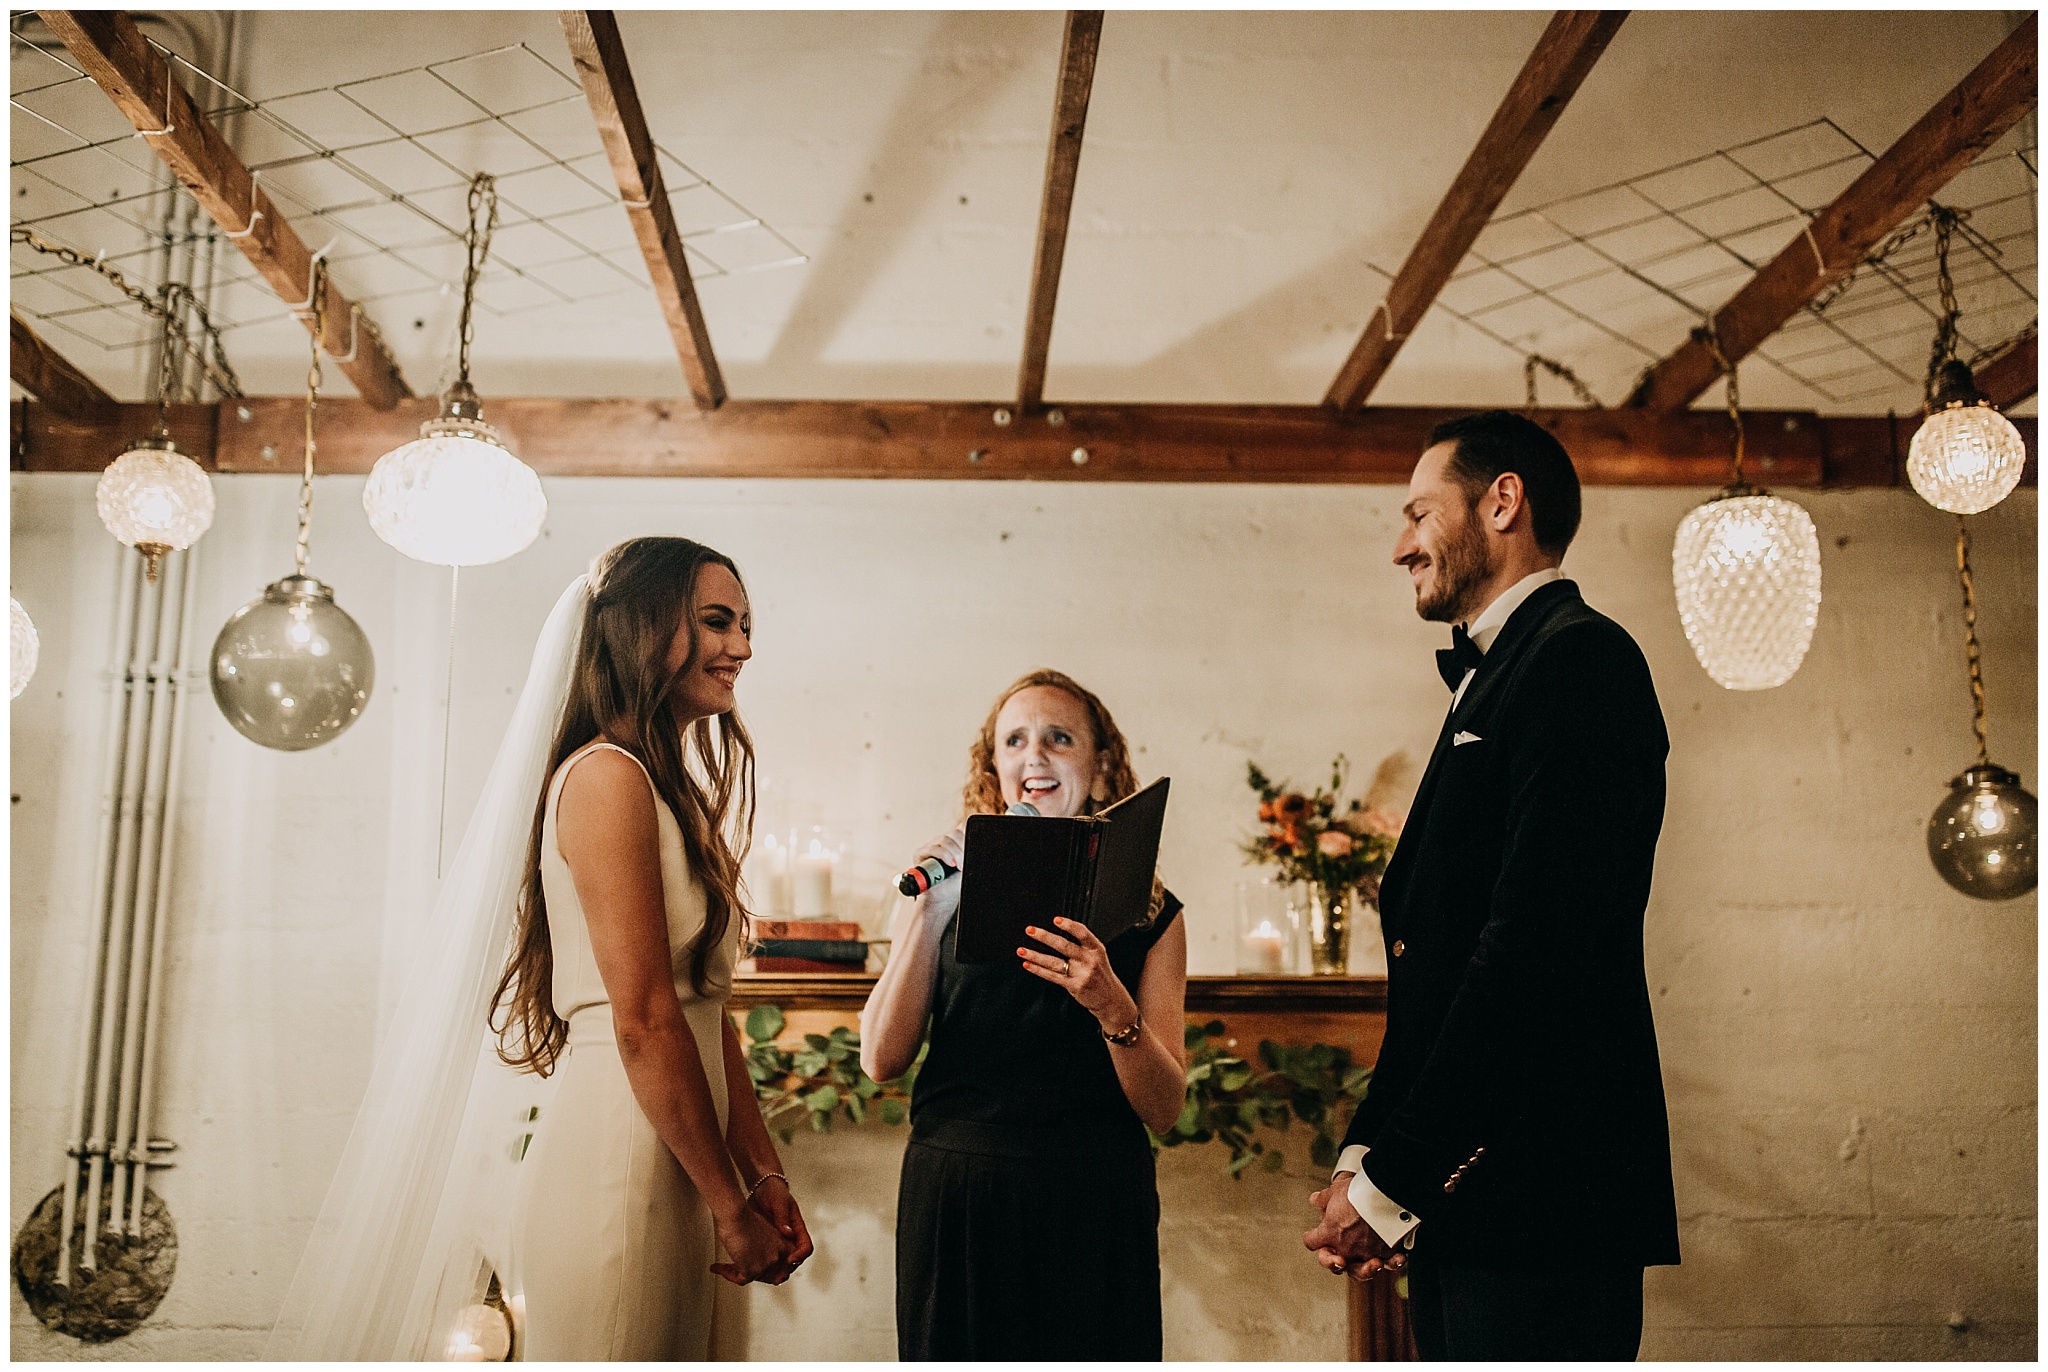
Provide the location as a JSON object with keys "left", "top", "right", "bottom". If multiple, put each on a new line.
{"left": 1955, "top": 516, "right": 1990, "bottom": 768}
{"left": 456, "top": 173, "right": 498, "bottom": 387}
{"left": 1924, "top": 205, "right": 1967, "bottom": 409}
{"left": 295, "top": 256, "right": 328, "bottom": 579}
{"left": 1700, "top": 319, "right": 1746, "bottom": 490}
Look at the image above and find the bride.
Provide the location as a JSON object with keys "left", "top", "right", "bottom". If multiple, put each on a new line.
{"left": 267, "top": 537, "right": 810, "bottom": 1360}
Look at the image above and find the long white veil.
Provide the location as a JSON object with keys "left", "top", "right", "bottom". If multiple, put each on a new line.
{"left": 267, "top": 575, "right": 589, "bottom": 1360}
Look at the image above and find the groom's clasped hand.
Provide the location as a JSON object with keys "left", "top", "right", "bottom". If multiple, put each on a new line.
{"left": 1303, "top": 1176, "right": 1404, "bottom": 1280}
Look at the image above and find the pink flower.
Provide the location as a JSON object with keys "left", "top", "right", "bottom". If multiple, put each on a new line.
{"left": 1317, "top": 830, "right": 1355, "bottom": 858}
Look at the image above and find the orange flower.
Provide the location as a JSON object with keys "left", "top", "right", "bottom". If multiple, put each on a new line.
{"left": 1277, "top": 793, "right": 1309, "bottom": 820}
{"left": 1257, "top": 801, "right": 1275, "bottom": 822}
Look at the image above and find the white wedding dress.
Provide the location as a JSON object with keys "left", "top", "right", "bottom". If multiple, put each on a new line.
{"left": 516, "top": 741, "right": 740, "bottom": 1360}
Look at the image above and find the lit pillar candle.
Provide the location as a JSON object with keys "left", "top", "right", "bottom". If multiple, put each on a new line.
{"left": 793, "top": 840, "right": 834, "bottom": 918}
{"left": 1240, "top": 919, "right": 1286, "bottom": 974}
{"left": 746, "top": 834, "right": 789, "bottom": 915}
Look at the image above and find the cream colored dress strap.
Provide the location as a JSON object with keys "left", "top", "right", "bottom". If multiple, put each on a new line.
{"left": 516, "top": 739, "right": 741, "bottom": 1361}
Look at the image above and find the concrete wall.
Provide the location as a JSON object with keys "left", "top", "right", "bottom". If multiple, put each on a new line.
{"left": 10, "top": 473, "right": 2035, "bottom": 1358}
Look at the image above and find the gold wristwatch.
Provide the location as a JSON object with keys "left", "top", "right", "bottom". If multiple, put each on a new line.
{"left": 1102, "top": 1012, "right": 1142, "bottom": 1046}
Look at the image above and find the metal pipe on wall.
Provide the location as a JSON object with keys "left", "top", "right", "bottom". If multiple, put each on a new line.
{"left": 123, "top": 545, "right": 198, "bottom": 1237}
{"left": 78, "top": 560, "right": 162, "bottom": 1271}
{"left": 107, "top": 548, "right": 181, "bottom": 1234}
{"left": 55, "top": 548, "right": 144, "bottom": 1288}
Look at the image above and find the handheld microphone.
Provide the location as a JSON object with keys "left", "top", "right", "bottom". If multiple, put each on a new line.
{"left": 897, "top": 799, "right": 1039, "bottom": 895}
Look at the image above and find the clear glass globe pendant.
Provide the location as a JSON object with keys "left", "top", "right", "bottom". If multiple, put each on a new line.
{"left": 363, "top": 380, "right": 546, "bottom": 566}
{"left": 96, "top": 433, "right": 216, "bottom": 582}
{"left": 1907, "top": 360, "right": 2027, "bottom": 515}
{"left": 11, "top": 597, "right": 40, "bottom": 699}
{"left": 210, "top": 576, "right": 375, "bottom": 751}
{"left": 1673, "top": 487, "right": 1823, "bottom": 691}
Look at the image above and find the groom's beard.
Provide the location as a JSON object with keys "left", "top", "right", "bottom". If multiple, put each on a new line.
{"left": 1414, "top": 501, "right": 1494, "bottom": 624}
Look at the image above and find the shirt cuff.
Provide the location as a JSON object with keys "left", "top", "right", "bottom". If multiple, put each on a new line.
{"left": 1335, "top": 1146, "right": 1419, "bottom": 1250}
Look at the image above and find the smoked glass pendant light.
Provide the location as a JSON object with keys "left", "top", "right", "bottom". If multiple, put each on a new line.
{"left": 363, "top": 174, "right": 546, "bottom": 567}
{"left": 210, "top": 259, "right": 375, "bottom": 751}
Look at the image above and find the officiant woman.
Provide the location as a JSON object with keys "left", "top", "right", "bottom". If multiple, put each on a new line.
{"left": 860, "top": 669, "right": 1188, "bottom": 1361}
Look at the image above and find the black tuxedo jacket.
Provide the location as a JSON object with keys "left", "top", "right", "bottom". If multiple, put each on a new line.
{"left": 1345, "top": 578, "right": 1681, "bottom": 1269}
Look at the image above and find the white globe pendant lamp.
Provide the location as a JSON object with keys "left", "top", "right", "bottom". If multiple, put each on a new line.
{"left": 11, "top": 597, "right": 40, "bottom": 699}
{"left": 364, "top": 173, "right": 545, "bottom": 567}
{"left": 96, "top": 435, "right": 215, "bottom": 583}
{"left": 1671, "top": 331, "right": 1822, "bottom": 691}
{"left": 1905, "top": 206, "right": 2027, "bottom": 517}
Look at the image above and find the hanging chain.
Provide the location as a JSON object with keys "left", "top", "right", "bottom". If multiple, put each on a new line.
{"left": 1954, "top": 516, "right": 1990, "bottom": 768}
{"left": 456, "top": 172, "right": 499, "bottom": 386}
{"left": 294, "top": 256, "right": 327, "bottom": 579}
{"left": 1924, "top": 204, "right": 1967, "bottom": 407}
{"left": 1699, "top": 318, "right": 1746, "bottom": 490}
{"left": 1522, "top": 353, "right": 1602, "bottom": 412}
{"left": 12, "top": 227, "right": 243, "bottom": 398}
{"left": 150, "top": 283, "right": 183, "bottom": 433}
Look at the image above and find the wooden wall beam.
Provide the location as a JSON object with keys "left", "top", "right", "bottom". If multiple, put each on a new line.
{"left": 10, "top": 311, "right": 116, "bottom": 419}
{"left": 560, "top": 11, "right": 727, "bottom": 410}
{"left": 1016, "top": 10, "right": 1105, "bottom": 411}
{"left": 39, "top": 9, "right": 410, "bottom": 409}
{"left": 1627, "top": 15, "right": 2038, "bottom": 413}
{"left": 1324, "top": 11, "right": 1627, "bottom": 410}
{"left": 18, "top": 396, "right": 2033, "bottom": 490}
{"left": 1975, "top": 334, "right": 2038, "bottom": 410}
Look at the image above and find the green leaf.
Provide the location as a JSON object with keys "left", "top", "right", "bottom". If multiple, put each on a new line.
{"left": 1216, "top": 1060, "right": 1255, "bottom": 1093}
{"left": 1225, "top": 1149, "right": 1258, "bottom": 1176}
{"left": 880, "top": 1098, "right": 906, "bottom": 1126}
{"left": 792, "top": 1049, "right": 828, "bottom": 1077}
{"left": 1263, "top": 1149, "right": 1285, "bottom": 1172}
{"left": 1173, "top": 1097, "right": 1200, "bottom": 1137}
{"left": 745, "top": 1005, "right": 785, "bottom": 1044}
{"left": 778, "top": 1128, "right": 794, "bottom": 1145}
{"left": 808, "top": 1109, "right": 831, "bottom": 1133}
{"left": 1204, "top": 1019, "right": 1227, "bottom": 1039}
{"left": 1183, "top": 1023, "right": 1210, "bottom": 1052}
{"left": 846, "top": 1093, "right": 867, "bottom": 1125}
{"left": 804, "top": 1084, "right": 840, "bottom": 1113}
{"left": 1309, "top": 1133, "right": 1337, "bottom": 1170}
{"left": 853, "top": 1076, "right": 881, "bottom": 1099}
{"left": 804, "top": 1033, "right": 832, "bottom": 1052}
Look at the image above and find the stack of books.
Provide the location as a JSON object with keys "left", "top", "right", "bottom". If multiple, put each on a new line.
{"left": 750, "top": 919, "right": 868, "bottom": 973}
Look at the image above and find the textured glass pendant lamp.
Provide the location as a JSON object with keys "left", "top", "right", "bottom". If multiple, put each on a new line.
{"left": 96, "top": 295, "right": 216, "bottom": 582}
{"left": 210, "top": 259, "right": 375, "bottom": 752}
{"left": 1906, "top": 207, "right": 2027, "bottom": 516}
{"left": 363, "top": 174, "right": 546, "bottom": 567}
{"left": 1671, "top": 334, "right": 1822, "bottom": 690}
{"left": 1925, "top": 519, "right": 2035, "bottom": 900}
{"left": 11, "top": 598, "right": 39, "bottom": 698}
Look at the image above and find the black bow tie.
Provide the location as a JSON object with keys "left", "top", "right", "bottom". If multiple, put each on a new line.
{"left": 1436, "top": 623, "right": 1484, "bottom": 691}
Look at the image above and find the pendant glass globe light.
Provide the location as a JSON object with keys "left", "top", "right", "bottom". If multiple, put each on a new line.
{"left": 1925, "top": 518, "right": 2035, "bottom": 900}
{"left": 1671, "top": 332, "right": 1823, "bottom": 691}
{"left": 97, "top": 291, "right": 219, "bottom": 581}
{"left": 209, "top": 258, "right": 376, "bottom": 752}
{"left": 364, "top": 173, "right": 546, "bottom": 567}
{"left": 96, "top": 435, "right": 215, "bottom": 583}
{"left": 1905, "top": 206, "right": 2027, "bottom": 516}
{"left": 11, "top": 597, "right": 40, "bottom": 699}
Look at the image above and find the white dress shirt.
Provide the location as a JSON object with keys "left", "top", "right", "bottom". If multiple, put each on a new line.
{"left": 1333, "top": 565, "right": 1565, "bottom": 1248}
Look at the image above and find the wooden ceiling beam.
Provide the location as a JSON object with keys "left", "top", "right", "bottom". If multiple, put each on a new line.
{"left": 1627, "top": 15, "right": 2038, "bottom": 413}
{"left": 1017, "top": 10, "right": 1105, "bottom": 411}
{"left": 11, "top": 312, "right": 116, "bottom": 420}
{"left": 1324, "top": 11, "right": 1627, "bottom": 410}
{"left": 1974, "top": 334, "right": 2038, "bottom": 410}
{"left": 560, "top": 11, "right": 727, "bottom": 410}
{"left": 18, "top": 396, "right": 2033, "bottom": 490}
{"left": 40, "top": 10, "right": 411, "bottom": 410}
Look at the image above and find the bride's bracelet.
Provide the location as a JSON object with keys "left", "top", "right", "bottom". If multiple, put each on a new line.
{"left": 746, "top": 1171, "right": 787, "bottom": 1201}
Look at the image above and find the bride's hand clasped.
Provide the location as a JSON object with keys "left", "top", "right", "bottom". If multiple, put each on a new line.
{"left": 711, "top": 1199, "right": 794, "bottom": 1286}
{"left": 749, "top": 1174, "right": 815, "bottom": 1282}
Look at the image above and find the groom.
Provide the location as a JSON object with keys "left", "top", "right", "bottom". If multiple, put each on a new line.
{"left": 1304, "top": 411, "right": 1679, "bottom": 1359}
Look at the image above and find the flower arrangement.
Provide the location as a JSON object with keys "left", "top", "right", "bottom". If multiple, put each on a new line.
{"left": 1242, "top": 755, "right": 1401, "bottom": 904}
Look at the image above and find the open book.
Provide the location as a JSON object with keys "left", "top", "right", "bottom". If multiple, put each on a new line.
{"left": 954, "top": 777, "right": 1171, "bottom": 965}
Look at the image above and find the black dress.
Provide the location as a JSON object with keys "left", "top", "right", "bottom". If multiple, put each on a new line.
{"left": 895, "top": 892, "right": 1182, "bottom": 1361}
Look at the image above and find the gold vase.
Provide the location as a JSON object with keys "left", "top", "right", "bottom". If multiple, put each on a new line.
{"left": 1306, "top": 883, "right": 1351, "bottom": 976}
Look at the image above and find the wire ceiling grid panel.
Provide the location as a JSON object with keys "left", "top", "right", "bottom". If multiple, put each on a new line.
{"left": 1412, "top": 118, "right": 2037, "bottom": 413}
{"left": 10, "top": 29, "right": 807, "bottom": 379}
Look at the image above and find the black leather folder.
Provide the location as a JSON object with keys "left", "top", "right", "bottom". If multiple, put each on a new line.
{"left": 954, "top": 777, "right": 1171, "bottom": 965}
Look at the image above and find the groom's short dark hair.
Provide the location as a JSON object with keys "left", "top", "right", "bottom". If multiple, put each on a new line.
{"left": 1428, "top": 410, "right": 1582, "bottom": 559}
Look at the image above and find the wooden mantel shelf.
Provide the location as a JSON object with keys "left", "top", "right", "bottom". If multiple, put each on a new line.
{"left": 731, "top": 972, "right": 1387, "bottom": 1015}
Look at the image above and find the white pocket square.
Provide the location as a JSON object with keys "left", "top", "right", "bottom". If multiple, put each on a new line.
{"left": 1453, "top": 731, "right": 1483, "bottom": 746}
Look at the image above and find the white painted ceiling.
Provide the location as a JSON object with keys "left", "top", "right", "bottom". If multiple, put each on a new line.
{"left": 10, "top": 9, "right": 2038, "bottom": 416}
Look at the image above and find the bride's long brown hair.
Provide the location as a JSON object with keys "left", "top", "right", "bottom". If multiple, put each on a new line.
{"left": 491, "top": 537, "right": 755, "bottom": 1076}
